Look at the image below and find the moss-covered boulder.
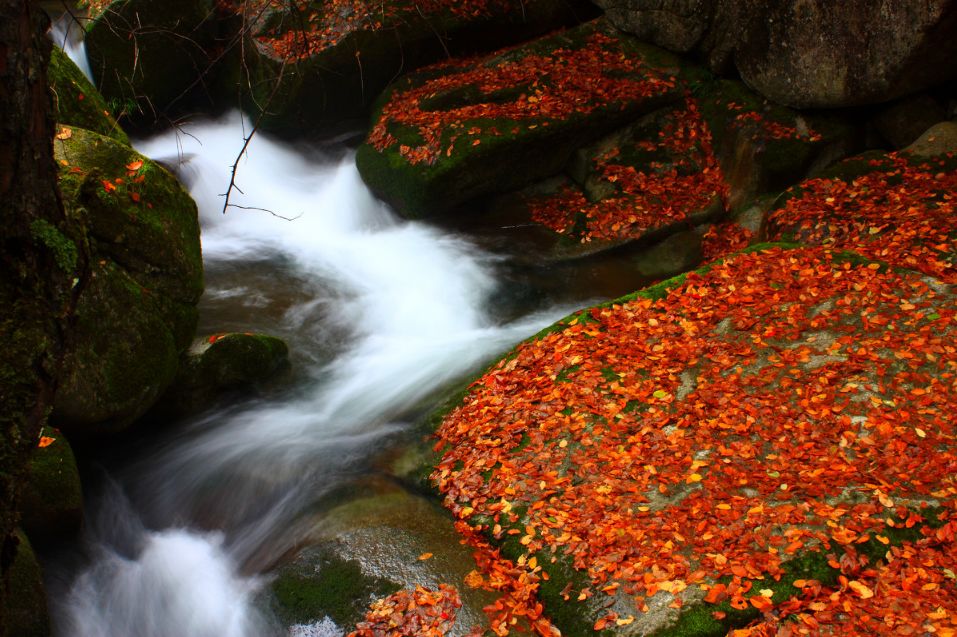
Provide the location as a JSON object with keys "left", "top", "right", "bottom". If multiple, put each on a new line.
{"left": 356, "top": 19, "right": 690, "bottom": 218}
{"left": 84, "top": 0, "right": 228, "bottom": 130}
{"left": 239, "top": 0, "right": 598, "bottom": 138}
{"left": 48, "top": 46, "right": 128, "bottom": 144}
{"left": 151, "top": 332, "right": 290, "bottom": 420}
{"left": 1, "top": 530, "right": 50, "bottom": 637}
{"left": 427, "top": 244, "right": 957, "bottom": 635}
{"left": 52, "top": 126, "right": 203, "bottom": 434}
{"left": 19, "top": 427, "right": 82, "bottom": 547}
{"left": 766, "top": 149, "right": 957, "bottom": 283}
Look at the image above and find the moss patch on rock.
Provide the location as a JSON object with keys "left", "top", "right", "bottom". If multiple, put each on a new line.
{"left": 1, "top": 530, "right": 50, "bottom": 637}
{"left": 48, "top": 46, "right": 128, "bottom": 144}
{"left": 19, "top": 427, "right": 82, "bottom": 547}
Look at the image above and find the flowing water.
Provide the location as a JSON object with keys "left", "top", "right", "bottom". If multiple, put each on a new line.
{"left": 50, "top": 113, "right": 586, "bottom": 636}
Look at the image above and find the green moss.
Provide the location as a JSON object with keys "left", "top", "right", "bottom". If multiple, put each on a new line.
{"left": 48, "top": 46, "right": 128, "bottom": 144}
{"left": 270, "top": 550, "right": 400, "bottom": 628}
{"left": 2, "top": 530, "right": 50, "bottom": 637}
{"left": 29, "top": 219, "right": 77, "bottom": 273}
{"left": 20, "top": 427, "right": 82, "bottom": 546}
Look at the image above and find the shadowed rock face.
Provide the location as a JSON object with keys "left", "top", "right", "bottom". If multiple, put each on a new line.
{"left": 594, "top": 0, "right": 957, "bottom": 108}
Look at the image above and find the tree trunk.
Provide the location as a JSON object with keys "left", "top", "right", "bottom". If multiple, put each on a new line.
{"left": 0, "top": 1, "right": 87, "bottom": 633}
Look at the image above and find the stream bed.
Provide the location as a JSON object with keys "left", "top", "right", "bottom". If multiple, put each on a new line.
{"left": 45, "top": 113, "right": 654, "bottom": 636}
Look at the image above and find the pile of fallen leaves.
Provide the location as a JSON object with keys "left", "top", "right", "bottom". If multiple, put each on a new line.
{"left": 527, "top": 97, "right": 727, "bottom": 243}
{"left": 367, "top": 30, "right": 676, "bottom": 166}
{"left": 433, "top": 245, "right": 957, "bottom": 634}
{"left": 767, "top": 152, "right": 957, "bottom": 283}
{"left": 347, "top": 584, "right": 465, "bottom": 637}
{"left": 701, "top": 222, "right": 755, "bottom": 262}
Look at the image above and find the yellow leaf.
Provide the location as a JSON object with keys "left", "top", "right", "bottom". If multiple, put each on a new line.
{"left": 55, "top": 126, "right": 72, "bottom": 140}
{"left": 417, "top": 552, "right": 433, "bottom": 561}
{"left": 848, "top": 580, "right": 874, "bottom": 599}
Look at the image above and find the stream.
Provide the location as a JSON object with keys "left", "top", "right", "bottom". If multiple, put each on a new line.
{"left": 48, "top": 115, "right": 596, "bottom": 636}
{"left": 45, "top": 22, "right": 654, "bottom": 637}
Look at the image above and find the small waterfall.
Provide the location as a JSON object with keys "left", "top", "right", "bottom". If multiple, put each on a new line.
{"left": 54, "top": 114, "right": 571, "bottom": 636}
{"left": 48, "top": 9, "right": 93, "bottom": 82}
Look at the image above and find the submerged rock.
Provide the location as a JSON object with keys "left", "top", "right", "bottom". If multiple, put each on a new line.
{"left": 52, "top": 127, "right": 202, "bottom": 434}
{"left": 152, "top": 332, "right": 290, "bottom": 420}
{"left": 48, "top": 46, "right": 128, "bottom": 144}
{"left": 356, "top": 19, "right": 687, "bottom": 218}
{"left": 267, "top": 479, "right": 498, "bottom": 635}
{"left": 19, "top": 427, "right": 83, "bottom": 547}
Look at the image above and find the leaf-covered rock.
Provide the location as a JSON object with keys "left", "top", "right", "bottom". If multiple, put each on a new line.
{"left": 431, "top": 244, "right": 957, "bottom": 635}
{"left": 356, "top": 19, "right": 688, "bottom": 218}
{"left": 236, "top": 0, "right": 598, "bottom": 138}
{"left": 766, "top": 150, "right": 957, "bottom": 283}
{"left": 52, "top": 127, "right": 203, "bottom": 434}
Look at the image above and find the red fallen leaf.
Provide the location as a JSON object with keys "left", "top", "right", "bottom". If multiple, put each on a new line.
{"left": 102, "top": 180, "right": 116, "bottom": 193}
{"left": 208, "top": 334, "right": 223, "bottom": 344}
{"left": 703, "top": 582, "right": 727, "bottom": 604}
{"left": 125, "top": 160, "right": 143, "bottom": 172}
{"left": 38, "top": 436, "right": 55, "bottom": 448}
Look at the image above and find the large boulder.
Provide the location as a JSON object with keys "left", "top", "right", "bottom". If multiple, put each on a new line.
{"left": 52, "top": 127, "right": 203, "bottom": 434}
{"left": 84, "top": 0, "right": 231, "bottom": 130}
{"left": 429, "top": 244, "right": 957, "bottom": 635}
{"left": 238, "top": 0, "right": 599, "bottom": 138}
{"left": 357, "top": 19, "right": 689, "bottom": 218}
{"left": 595, "top": 0, "right": 957, "bottom": 108}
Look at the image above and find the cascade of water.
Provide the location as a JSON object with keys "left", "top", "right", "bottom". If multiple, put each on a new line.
{"left": 55, "top": 114, "right": 572, "bottom": 636}
{"left": 48, "top": 9, "right": 93, "bottom": 82}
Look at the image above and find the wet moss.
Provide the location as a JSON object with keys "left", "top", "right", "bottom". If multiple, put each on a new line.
{"left": 29, "top": 219, "right": 77, "bottom": 273}
{"left": 48, "top": 46, "right": 128, "bottom": 144}
{"left": 269, "top": 549, "right": 400, "bottom": 628}
{"left": 1, "top": 530, "right": 50, "bottom": 637}
{"left": 19, "top": 427, "right": 82, "bottom": 546}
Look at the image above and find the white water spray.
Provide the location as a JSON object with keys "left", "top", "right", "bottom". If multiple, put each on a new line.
{"left": 48, "top": 9, "right": 93, "bottom": 82}
{"left": 57, "top": 114, "right": 571, "bottom": 636}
